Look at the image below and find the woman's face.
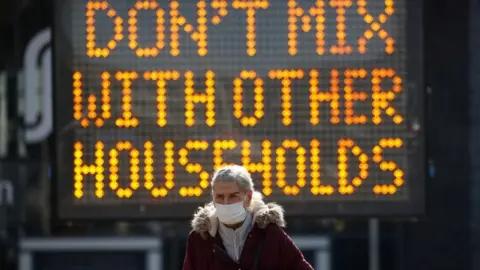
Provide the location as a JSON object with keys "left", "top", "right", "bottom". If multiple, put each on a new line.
{"left": 212, "top": 181, "right": 252, "bottom": 207}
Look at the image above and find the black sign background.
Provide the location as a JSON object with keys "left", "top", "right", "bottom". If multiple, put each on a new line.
{"left": 53, "top": 0, "right": 425, "bottom": 219}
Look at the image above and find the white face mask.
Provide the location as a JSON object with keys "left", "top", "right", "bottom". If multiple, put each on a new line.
{"left": 215, "top": 201, "right": 248, "bottom": 225}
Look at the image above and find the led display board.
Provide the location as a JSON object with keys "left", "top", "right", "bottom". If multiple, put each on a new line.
{"left": 53, "top": 0, "right": 424, "bottom": 219}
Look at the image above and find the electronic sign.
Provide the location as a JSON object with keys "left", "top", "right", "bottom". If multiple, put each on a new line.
{"left": 53, "top": 0, "right": 424, "bottom": 219}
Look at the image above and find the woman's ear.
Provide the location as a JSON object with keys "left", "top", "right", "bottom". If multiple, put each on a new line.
{"left": 247, "top": 190, "right": 253, "bottom": 200}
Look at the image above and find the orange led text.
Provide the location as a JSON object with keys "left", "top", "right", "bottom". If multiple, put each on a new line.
{"left": 73, "top": 137, "right": 404, "bottom": 199}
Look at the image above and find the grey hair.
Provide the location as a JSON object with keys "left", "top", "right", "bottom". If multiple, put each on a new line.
{"left": 211, "top": 165, "right": 254, "bottom": 191}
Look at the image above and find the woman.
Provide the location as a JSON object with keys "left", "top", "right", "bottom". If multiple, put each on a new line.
{"left": 183, "top": 165, "right": 314, "bottom": 270}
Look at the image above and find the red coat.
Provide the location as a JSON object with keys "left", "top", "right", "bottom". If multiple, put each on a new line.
{"left": 182, "top": 195, "right": 314, "bottom": 270}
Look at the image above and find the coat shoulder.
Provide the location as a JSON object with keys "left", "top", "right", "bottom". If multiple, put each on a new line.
{"left": 261, "top": 222, "right": 288, "bottom": 239}
{"left": 188, "top": 229, "right": 211, "bottom": 243}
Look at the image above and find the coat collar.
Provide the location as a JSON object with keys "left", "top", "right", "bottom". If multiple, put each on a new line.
{"left": 190, "top": 191, "right": 286, "bottom": 238}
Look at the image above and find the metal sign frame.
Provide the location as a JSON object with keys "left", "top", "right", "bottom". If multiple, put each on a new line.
{"left": 52, "top": 0, "right": 425, "bottom": 220}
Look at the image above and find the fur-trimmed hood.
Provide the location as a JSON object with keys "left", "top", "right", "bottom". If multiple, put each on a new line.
{"left": 191, "top": 191, "right": 286, "bottom": 237}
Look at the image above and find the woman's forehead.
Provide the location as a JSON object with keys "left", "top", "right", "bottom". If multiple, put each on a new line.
{"left": 212, "top": 181, "right": 241, "bottom": 194}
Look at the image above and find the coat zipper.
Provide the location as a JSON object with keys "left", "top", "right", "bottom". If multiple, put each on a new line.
{"left": 233, "top": 230, "right": 238, "bottom": 261}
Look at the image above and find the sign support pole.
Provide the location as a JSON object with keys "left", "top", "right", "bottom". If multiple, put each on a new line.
{"left": 369, "top": 218, "right": 380, "bottom": 270}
